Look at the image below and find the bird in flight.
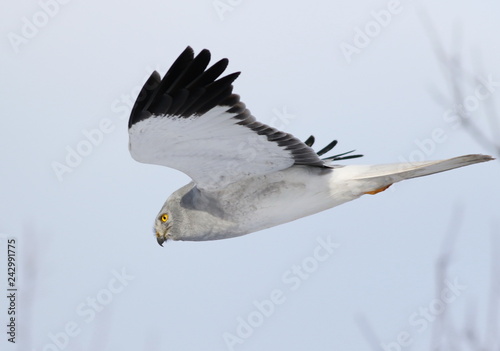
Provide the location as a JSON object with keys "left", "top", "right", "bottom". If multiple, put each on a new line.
{"left": 128, "top": 47, "right": 493, "bottom": 246}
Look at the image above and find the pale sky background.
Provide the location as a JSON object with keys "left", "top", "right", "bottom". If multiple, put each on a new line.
{"left": 1, "top": 1, "right": 500, "bottom": 350}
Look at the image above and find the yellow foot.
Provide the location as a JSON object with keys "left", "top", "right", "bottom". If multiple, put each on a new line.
{"left": 364, "top": 184, "right": 392, "bottom": 195}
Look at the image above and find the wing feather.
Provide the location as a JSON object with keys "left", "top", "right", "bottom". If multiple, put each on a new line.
{"left": 128, "top": 47, "right": 328, "bottom": 190}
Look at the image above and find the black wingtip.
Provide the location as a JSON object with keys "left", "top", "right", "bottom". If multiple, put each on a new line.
{"left": 128, "top": 47, "right": 242, "bottom": 128}
{"left": 323, "top": 150, "right": 363, "bottom": 161}
{"left": 310, "top": 139, "right": 363, "bottom": 162}
{"left": 304, "top": 135, "right": 315, "bottom": 147}
{"left": 183, "top": 46, "right": 195, "bottom": 57}
{"left": 316, "top": 140, "right": 338, "bottom": 157}
{"left": 128, "top": 71, "right": 162, "bottom": 128}
{"left": 199, "top": 48, "right": 211, "bottom": 58}
{"left": 337, "top": 153, "right": 364, "bottom": 160}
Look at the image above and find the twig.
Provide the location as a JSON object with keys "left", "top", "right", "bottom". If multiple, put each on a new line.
{"left": 355, "top": 314, "right": 383, "bottom": 351}
{"left": 419, "top": 11, "right": 500, "bottom": 161}
{"left": 432, "top": 205, "right": 465, "bottom": 351}
{"left": 484, "top": 220, "right": 500, "bottom": 349}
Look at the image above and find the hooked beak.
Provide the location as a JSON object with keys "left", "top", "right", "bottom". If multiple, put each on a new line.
{"left": 157, "top": 236, "right": 165, "bottom": 247}
{"left": 156, "top": 232, "right": 166, "bottom": 247}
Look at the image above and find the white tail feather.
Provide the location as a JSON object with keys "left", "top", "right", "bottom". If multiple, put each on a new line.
{"left": 332, "top": 154, "right": 494, "bottom": 196}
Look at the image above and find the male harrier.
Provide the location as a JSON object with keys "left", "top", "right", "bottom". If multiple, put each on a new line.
{"left": 128, "top": 47, "right": 492, "bottom": 245}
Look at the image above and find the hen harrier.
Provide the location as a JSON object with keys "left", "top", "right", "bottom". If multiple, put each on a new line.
{"left": 128, "top": 47, "right": 493, "bottom": 245}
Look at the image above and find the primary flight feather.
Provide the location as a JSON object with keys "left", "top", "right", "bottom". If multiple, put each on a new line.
{"left": 128, "top": 46, "right": 493, "bottom": 246}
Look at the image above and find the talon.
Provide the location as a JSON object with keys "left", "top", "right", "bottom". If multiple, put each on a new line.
{"left": 364, "top": 184, "right": 392, "bottom": 195}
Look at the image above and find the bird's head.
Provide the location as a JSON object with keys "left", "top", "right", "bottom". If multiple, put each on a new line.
{"left": 153, "top": 182, "right": 197, "bottom": 246}
{"left": 154, "top": 210, "right": 172, "bottom": 246}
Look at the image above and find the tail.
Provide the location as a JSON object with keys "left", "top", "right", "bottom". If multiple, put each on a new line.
{"left": 334, "top": 154, "right": 494, "bottom": 196}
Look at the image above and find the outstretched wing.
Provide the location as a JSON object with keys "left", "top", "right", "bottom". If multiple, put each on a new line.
{"left": 128, "top": 47, "right": 326, "bottom": 190}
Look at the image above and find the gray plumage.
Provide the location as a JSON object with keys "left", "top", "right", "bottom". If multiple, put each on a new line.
{"left": 128, "top": 47, "right": 493, "bottom": 245}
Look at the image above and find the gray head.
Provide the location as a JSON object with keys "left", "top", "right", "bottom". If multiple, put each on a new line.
{"left": 154, "top": 194, "right": 184, "bottom": 246}
{"left": 154, "top": 207, "right": 172, "bottom": 246}
{"left": 153, "top": 183, "right": 195, "bottom": 246}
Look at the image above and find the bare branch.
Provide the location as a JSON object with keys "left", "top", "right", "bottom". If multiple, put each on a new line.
{"left": 419, "top": 11, "right": 500, "bottom": 160}
{"left": 355, "top": 314, "right": 383, "bottom": 351}
{"left": 485, "top": 220, "right": 500, "bottom": 349}
{"left": 432, "top": 205, "right": 464, "bottom": 350}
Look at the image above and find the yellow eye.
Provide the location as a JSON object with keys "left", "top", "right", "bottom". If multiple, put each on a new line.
{"left": 160, "top": 214, "right": 169, "bottom": 222}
